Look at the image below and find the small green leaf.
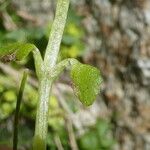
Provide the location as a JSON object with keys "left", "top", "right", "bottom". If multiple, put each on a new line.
{"left": 71, "top": 63, "right": 102, "bottom": 106}
{"left": 0, "top": 42, "right": 36, "bottom": 62}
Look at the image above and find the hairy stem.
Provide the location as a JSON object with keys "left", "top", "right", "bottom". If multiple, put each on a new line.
{"left": 33, "top": 78, "right": 52, "bottom": 150}
{"left": 33, "top": 0, "right": 70, "bottom": 149}
{"left": 44, "top": 0, "right": 70, "bottom": 70}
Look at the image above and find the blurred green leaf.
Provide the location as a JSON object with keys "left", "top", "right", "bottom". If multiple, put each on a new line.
{"left": 96, "top": 120, "right": 116, "bottom": 149}
{"left": 71, "top": 63, "right": 102, "bottom": 106}
{"left": 79, "top": 131, "right": 100, "bottom": 150}
{"left": 0, "top": 85, "right": 4, "bottom": 93}
{"left": 3, "top": 90, "right": 16, "bottom": 102}
{"left": 0, "top": 103, "right": 13, "bottom": 119}
{"left": 96, "top": 120, "right": 110, "bottom": 138}
{"left": 62, "top": 35, "right": 77, "bottom": 45}
{"left": 0, "top": 42, "right": 36, "bottom": 62}
{"left": 48, "top": 96, "right": 64, "bottom": 131}
{"left": 4, "top": 27, "right": 46, "bottom": 42}
{"left": 79, "top": 119, "right": 116, "bottom": 150}
{"left": 4, "top": 30, "right": 27, "bottom": 42}
{"left": 66, "top": 23, "right": 84, "bottom": 38}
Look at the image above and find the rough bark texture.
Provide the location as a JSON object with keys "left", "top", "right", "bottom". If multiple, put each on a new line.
{"left": 81, "top": 1, "right": 150, "bottom": 150}
{"left": 12, "top": 0, "right": 150, "bottom": 150}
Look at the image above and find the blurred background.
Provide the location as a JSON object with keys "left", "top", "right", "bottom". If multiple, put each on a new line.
{"left": 0, "top": 0, "right": 150, "bottom": 150}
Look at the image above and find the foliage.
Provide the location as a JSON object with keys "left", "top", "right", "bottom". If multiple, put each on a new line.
{"left": 71, "top": 62, "right": 102, "bottom": 106}
{"left": 0, "top": 0, "right": 103, "bottom": 149}
{"left": 0, "top": 43, "right": 36, "bottom": 62}
{"left": 79, "top": 119, "right": 116, "bottom": 150}
{"left": 0, "top": 8, "right": 85, "bottom": 59}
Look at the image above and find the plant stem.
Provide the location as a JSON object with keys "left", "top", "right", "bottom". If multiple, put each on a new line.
{"left": 44, "top": 0, "right": 70, "bottom": 70}
{"left": 33, "top": 0, "right": 70, "bottom": 149}
{"left": 33, "top": 78, "right": 52, "bottom": 150}
{"left": 13, "top": 70, "right": 28, "bottom": 150}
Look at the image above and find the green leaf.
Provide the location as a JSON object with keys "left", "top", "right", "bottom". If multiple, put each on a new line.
{"left": 71, "top": 63, "right": 102, "bottom": 106}
{"left": 0, "top": 42, "right": 36, "bottom": 62}
{"left": 79, "top": 131, "right": 100, "bottom": 150}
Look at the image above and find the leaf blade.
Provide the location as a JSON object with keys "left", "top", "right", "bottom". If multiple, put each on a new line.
{"left": 0, "top": 42, "right": 36, "bottom": 62}
{"left": 71, "top": 63, "right": 102, "bottom": 106}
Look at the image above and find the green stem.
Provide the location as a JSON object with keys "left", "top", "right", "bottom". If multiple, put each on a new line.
{"left": 33, "top": 78, "right": 52, "bottom": 150}
{"left": 44, "top": 0, "right": 70, "bottom": 70}
{"left": 33, "top": 1, "right": 70, "bottom": 149}
{"left": 51, "top": 58, "right": 78, "bottom": 79}
{"left": 32, "top": 48, "right": 44, "bottom": 79}
{"left": 13, "top": 70, "right": 28, "bottom": 150}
